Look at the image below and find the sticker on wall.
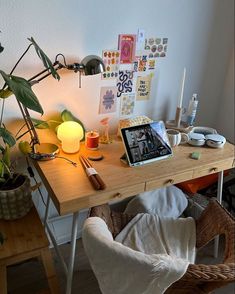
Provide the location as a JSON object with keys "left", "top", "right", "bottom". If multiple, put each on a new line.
{"left": 117, "top": 70, "right": 134, "bottom": 97}
{"left": 120, "top": 93, "right": 136, "bottom": 117}
{"left": 134, "top": 55, "right": 148, "bottom": 72}
{"left": 136, "top": 75, "right": 152, "bottom": 100}
{"left": 118, "top": 34, "right": 136, "bottom": 64}
{"left": 145, "top": 37, "right": 168, "bottom": 58}
{"left": 147, "top": 59, "right": 156, "bottom": 70}
{"left": 102, "top": 50, "right": 120, "bottom": 79}
{"left": 99, "top": 87, "right": 118, "bottom": 114}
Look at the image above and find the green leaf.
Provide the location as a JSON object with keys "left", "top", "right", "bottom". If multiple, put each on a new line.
{"left": 3, "top": 144, "right": 10, "bottom": 167}
{"left": 0, "top": 127, "right": 16, "bottom": 147}
{"left": 28, "top": 37, "right": 60, "bottom": 81}
{"left": 61, "top": 109, "right": 86, "bottom": 141}
{"left": 0, "top": 70, "right": 44, "bottom": 114}
{"left": 0, "top": 88, "right": 13, "bottom": 98}
{"left": 31, "top": 118, "right": 49, "bottom": 129}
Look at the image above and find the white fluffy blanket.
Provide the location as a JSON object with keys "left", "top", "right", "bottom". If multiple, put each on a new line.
{"left": 83, "top": 215, "right": 196, "bottom": 294}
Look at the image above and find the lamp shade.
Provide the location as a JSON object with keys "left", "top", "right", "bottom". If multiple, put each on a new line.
{"left": 81, "top": 55, "right": 105, "bottom": 75}
{"left": 57, "top": 121, "right": 84, "bottom": 153}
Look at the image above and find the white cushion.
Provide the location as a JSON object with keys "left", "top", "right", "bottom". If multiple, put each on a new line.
{"left": 124, "top": 186, "right": 188, "bottom": 218}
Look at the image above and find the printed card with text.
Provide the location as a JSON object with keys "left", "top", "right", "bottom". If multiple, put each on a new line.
{"left": 136, "top": 75, "right": 152, "bottom": 100}
{"left": 118, "top": 34, "right": 136, "bottom": 64}
{"left": 120, "top": 93, "right": 136, "bottom": 117}
{"left": 99, "top": 87, "right": 118, "bottom": 114}
{"left": 102, "top": 50, "right": 120, "bottom": 79}
{"left": 145, "top": 37, "right": 168, "bottom": 58}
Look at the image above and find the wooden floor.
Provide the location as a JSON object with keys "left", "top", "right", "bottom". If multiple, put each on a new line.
{"left": 7, "top": 238, "right": 235, "bottom": 294}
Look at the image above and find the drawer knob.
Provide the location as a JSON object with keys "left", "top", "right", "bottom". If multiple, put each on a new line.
{"left": 167, "top": 179, "right": 174, "bottom": 185}
{"left": 113, "top": 192, "right": 122, "bottom": 198}
{"left": 211, "top": 167, "right": 218, "bottom": 172}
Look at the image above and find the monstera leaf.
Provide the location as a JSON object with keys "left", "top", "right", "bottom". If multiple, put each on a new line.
{"left": 0, "top": 127, "right": 16, "bottom": 147}
{"left": 0, "top": 70, "right": 43, "bottom": 114}
{"left": 28, "top": 37, "right": 60, "bottom": 81}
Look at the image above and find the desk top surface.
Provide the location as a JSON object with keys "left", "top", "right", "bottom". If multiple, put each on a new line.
{"left": 33, "top": 138, "right": 235, "bottom": 215}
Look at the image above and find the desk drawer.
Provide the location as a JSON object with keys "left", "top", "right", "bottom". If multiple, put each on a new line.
{"left": 193, "top": 159, "right": 233, "bottom": 178}
{"left": 146, "top": 170, "right": 193, "bottom": 191}
{"left": 109, "top": 183, "right": 145, "bottom": 201}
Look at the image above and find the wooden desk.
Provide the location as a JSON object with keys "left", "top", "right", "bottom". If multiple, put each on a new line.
{"left": 33, "top": 139, "right": 235, "bottom": 294}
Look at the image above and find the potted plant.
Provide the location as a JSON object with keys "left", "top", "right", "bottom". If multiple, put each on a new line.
{"left": 0, "top": 36, "right": 60, "bottom": 220}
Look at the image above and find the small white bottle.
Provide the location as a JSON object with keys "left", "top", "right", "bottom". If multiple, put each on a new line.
{"left": 187, "top": 94, "right": 198, "bottom": 126}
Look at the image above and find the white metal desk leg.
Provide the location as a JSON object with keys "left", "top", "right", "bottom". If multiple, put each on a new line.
{"left": 214, "top": 171, "right": 224, "bottom": 258}
{"left": 66, "top": 211, "right": 79, "bottom": 294}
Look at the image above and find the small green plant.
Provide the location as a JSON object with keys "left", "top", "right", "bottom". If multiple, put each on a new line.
{"left": 0, "top": 36, "right": 60, "bottom": 189}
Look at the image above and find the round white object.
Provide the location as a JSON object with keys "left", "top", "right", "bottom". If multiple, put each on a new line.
{"left": 188, "top": 133, "right": 205, "bottom": 146}
{"left": 205, "top": 134, "right": 226, "bottom": 148}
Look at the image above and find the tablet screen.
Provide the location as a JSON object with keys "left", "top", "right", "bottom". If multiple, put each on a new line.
{"left": 120, "top": 121, "right": 172, "bottom": 166}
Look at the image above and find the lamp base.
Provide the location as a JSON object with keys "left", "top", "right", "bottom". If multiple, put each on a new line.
{"left": 165, "top": 120, "right": 193, "bottom": 133}
{"left": 29, "top": 143, "right": 59, "bottom": 160}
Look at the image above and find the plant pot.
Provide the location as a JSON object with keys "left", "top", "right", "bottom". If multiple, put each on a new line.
{"left": 0, "top": 174, "right": 33, "bottom": 220}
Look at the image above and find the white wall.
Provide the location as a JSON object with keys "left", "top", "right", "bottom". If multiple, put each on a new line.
{"left": 0, "top": 0, "right": 234, "bottom": 242}
{"left": 216, "top": 49, "right": 234, "bottom": 144}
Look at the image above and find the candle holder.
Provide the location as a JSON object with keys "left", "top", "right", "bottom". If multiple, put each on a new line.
{"left": 165, "top": 107, "right": 192, "bottom": 132}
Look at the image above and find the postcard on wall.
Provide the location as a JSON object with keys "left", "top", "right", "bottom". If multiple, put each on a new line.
{"left": 134, "top": 55, "right": 148, "bottom": 72}
{"left": 118, "top": 34, "right": 136, "bottom": 64}
{"left": 102, "top": 50, "right": 120, "bottom": 79}
{"left": 117, "top": 70, "right": 134, "bottom": 97}
{"left": 120, "top": 93, "right": 136, "bottom": 117}
{"left": 136, "top": 75, "right": 152, "bottom": 100}
{"left": 99, "top": 87, "right": 118, "bottom": 114}
{"left": 145, "top": 37, "right": 168, "bottom": 58}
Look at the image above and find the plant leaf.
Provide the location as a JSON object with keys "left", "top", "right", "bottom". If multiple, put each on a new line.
{"left": 28, "top": 37, "right": 60, "bottom": 81}
{"left": 0, "top": 127, "right": 16, "bottom": 147}
{"left": 31, "top": 118, "right": 49, "bottom": 129}
{"left": 3, "top": 144, "right": 10, "bottom": 167}
{"left": 61, "top": 109, "right": 86, "bottom": 141}
{"left": 0, "top": 70, "right": 44, "bottom": 114}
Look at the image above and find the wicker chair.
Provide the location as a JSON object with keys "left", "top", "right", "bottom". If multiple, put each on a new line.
{"left": 89, "top": 200, "right": 235, "bottom": 294}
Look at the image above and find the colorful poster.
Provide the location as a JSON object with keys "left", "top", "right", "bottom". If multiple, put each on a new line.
{"left": 136, "top": 75, "right": 152, "bottom": 100}
{"left": 117, "top": 70, "right": 134, "bottom": 97}
{"left": 118, "top": 34, "right": 136, "bottom": 64}
{"left": 120, "top": 93, "right": 136, "bottom": 116}
{"left": 102, "top": 50, "right": 120, "bottom": 79}
{"left": 133, "top": 55, "right": 148, "bottom": 72}
{"left": 99, "top": 87, "right": 117, "bottom": 114}
{"left": 145, "top": 37, "right": 168, "bottom": 58}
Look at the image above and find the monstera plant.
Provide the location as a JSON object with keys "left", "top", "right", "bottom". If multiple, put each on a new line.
{"left": 0, "top": 37, "right": 60, "bottom": 189}
{"left": 0, "top": 37, "right": 60, "bottom": 221}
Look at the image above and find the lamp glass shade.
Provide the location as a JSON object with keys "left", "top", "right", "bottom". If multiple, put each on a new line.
{"left": 57, "top": 121, "right": 84, "bottom": 153}
{"left": 81, "top": 55, "right": 105, "bottom": 75}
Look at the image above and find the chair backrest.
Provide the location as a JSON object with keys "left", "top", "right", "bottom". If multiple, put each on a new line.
{"left": 82, "top": 216, "right": 185, "bottom": 294}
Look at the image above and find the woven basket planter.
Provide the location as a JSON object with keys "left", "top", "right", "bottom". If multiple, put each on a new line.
{"left": 0, "top": 175, "right": 33, "bottom": 220}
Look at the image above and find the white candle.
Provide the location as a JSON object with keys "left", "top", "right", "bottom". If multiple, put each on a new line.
{"left": 178, "top": 67, "right": 186, "bottom": 108}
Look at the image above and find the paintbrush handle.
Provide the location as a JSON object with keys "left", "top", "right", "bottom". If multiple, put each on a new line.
{"left": 79, "top": 156, "right": 101, "bottom": 190}
{"left": 94, "top": 174, "right": 106, "bottom": 190}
